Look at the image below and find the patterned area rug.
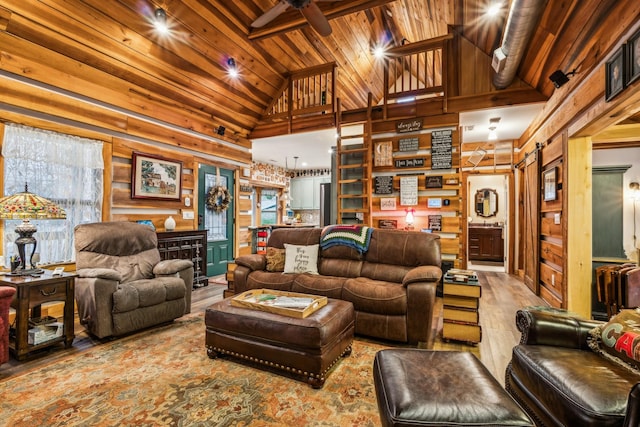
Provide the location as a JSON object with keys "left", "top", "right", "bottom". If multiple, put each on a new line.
{"left": 0, "top": 314, "right": 389, "bottom": 426}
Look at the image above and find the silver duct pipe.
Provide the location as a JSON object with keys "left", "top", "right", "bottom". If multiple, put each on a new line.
{"left": 492, "top": 0, "right": 546, "bottom": 89}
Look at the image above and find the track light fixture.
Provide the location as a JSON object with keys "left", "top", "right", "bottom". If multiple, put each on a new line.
{"left": 549, "top": 68, "right": 577, "bottom": 88}
{"left": 154, "top": 8, "right": 168, "bottom": 34}
{"left": 227, "top": 57, "right": 238, "bottom": 78}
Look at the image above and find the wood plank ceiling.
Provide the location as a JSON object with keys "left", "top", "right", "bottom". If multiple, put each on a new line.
{"left": 0, "top": 0, "right": 630, "bottom": 144}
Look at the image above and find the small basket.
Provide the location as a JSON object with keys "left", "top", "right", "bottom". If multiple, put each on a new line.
{"left": 29, "top": 316, "right": 58, "bottom": 328}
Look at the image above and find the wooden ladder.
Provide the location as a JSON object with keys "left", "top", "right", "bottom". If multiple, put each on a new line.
{"left": 336, "top": 95, "right": 373, "bottom": 225}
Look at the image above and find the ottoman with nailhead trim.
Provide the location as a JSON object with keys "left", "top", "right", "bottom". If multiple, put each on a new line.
{"left": 205, "top": 296, "right": 354, "bottom": 388}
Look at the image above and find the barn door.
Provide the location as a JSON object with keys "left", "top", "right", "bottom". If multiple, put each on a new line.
{"left": 523, "top": 152, "right": 540, "bottom": 293}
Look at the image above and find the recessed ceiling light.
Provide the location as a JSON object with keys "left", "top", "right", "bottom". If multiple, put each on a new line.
{"left": 487, "top": 2, "right": 501, "bottom": 17}
{"left": 154, "top": 8, "right": 169, "bottom": 34}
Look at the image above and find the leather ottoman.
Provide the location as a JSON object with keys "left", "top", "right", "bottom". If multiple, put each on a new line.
{"left": 205, "top": 297, "right": 354, "bottom": 388}
{"left": 373, "top": 349, "right": 534, "bottom": 426}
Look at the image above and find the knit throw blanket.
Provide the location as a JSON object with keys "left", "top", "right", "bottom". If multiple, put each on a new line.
{"left": 320, "top": 225, "right": 373, "bottom": 253}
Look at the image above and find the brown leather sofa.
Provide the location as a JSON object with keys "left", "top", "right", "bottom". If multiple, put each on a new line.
{"left": 233, "top": 227, "right": 442, "bottom": 345}
{"left": 505, "top": 308, "right": 640, "bottom": 427}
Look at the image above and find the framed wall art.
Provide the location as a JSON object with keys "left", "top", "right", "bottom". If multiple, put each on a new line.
{"left": 627, "top": 29, "right": 640, "bottom": 85}
{"left": 131, "top": 152, "right": 183, "bottom": 201}
{"left": 543, "top": 167, "right": 557, "bottom": 202}
{"left": 605, "top": 46, "right": 625, "bottom": 101}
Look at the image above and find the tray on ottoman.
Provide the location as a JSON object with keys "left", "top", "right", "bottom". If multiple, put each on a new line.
{"left": 206, "top": 296, "right": 354, "bottom": 388}
{"left": 231, "top": 288, "right": 327, "bottom": 318}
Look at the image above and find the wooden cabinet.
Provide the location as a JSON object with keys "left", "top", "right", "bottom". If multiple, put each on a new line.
{"left": 157, "top": 230, "right": 208, "bottom": 288}
{"left": 468, "top": 227, "right": 504, "bottom": 262}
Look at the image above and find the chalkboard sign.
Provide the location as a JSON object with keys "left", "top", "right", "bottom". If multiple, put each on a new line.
{"left": 425, "top": 176, "right": 443, "bottom": 188}
{"left": 428, "top": 215, "right": 442, "bottom": 231}
{"left": 395, "top": 158, "right": 425, "bottom": 168}
{"left": 398, "top": 137, "right": 419, "bottom": 152}
{"left": 374, "top": 176, "right": 394, "bottom": 194}
{"left": 431, "top": 129, "right": 452, "bottom": 170}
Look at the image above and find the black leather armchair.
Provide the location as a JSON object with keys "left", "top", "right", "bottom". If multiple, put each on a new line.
{"left": 505, "top": 308, "right": 640, "bottom": 427}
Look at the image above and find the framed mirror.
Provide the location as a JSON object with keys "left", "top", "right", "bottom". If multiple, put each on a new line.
{"left": 475, "top": 188, "right": 498, "bottom": 217}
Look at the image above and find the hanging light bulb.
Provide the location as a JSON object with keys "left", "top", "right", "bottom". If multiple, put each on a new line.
{"left": 154, "top": 8, "right": 169, "bottom": 34}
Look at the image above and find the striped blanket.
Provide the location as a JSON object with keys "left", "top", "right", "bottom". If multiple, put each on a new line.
{"left": 320, "top": 225, "right": 373, "bottom": 253}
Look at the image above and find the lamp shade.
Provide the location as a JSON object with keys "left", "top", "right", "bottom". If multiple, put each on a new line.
{"left": 0, "top": 184, "right": 66, "bottom": 220}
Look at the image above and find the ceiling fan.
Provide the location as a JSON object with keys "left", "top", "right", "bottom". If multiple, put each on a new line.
{"left": 251, "top": 0, "right": 339, "bottom": 37}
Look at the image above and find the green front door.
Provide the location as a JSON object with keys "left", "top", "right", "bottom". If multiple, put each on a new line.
{"left": 198, "top": 165, "right": 234, "bottom": 277}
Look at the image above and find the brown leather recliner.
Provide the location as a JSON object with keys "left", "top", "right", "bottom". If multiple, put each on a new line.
{"left": 505, "top": 309, "right": 640, "bottom": 427}
{"left": 74, "top": 221, "right": 194, "bottom": 339}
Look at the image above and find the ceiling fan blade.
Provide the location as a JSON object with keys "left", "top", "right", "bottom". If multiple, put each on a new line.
{"left": 300, "top": 1, "right": 332, "bottom": 36}
{"left": 251, "top": 1, "right": 290, "bottom": 28}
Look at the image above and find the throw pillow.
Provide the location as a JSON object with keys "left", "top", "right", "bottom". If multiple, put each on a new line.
{"left": 588, "top": 308, "right": 640, "bottom": 373}
{"left": 283, "top": 244, "right": 319, "bottom": 275}
{"left": 265, "top": 247, "right": 285, "bottom": 272}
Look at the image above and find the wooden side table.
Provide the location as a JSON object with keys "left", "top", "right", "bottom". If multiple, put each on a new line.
{"left": 2, "top": 271, "right": 76, "bottom": 360}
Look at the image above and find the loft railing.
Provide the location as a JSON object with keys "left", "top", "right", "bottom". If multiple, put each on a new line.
{"left": 383, "top": 35, "right": 451, "bottom": 105}
{"left": 263, "top": 63, "right": 336, "bottom": 121}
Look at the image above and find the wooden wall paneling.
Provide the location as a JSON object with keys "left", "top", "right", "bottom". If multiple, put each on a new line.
{"left": 540, "top": 262, "right": 564, "bottom": 305}
{"left": 440, "top": 237, "right": 460, "bottom": 255}
{"left": 539, "top": 280, "right": 563, "bottom": 308}
{"left": 541, "top": 239, "right": 563, "bottom": 268}
{"left": 237, "top": 215, "right": 252, "bottom": 228}
{"left": 541, "top": 215, "right": 562, "bottom": 239}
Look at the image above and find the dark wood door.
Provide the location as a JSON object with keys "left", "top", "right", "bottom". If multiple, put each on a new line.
{"left": 523, "top": 153, "right": 540, "bottom": 293}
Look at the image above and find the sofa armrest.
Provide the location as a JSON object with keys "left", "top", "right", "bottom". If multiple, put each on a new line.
{"left": 516, "top": 308, "right": 602, "bottom": 350}
{"left": 153, "top": 259, "right": 193, "bottom": 275}
{"left": 76, "top": 267, "right": 122, "bottom": 282}
{"left": 403, "top": 265, "right": 442, "bottom": 286}
{"left": 624, "top": 383, "right": 640, "bottom": 427}
{"left": 235, "top": 254, "right": 267, "bottom": 271}
{"left": 406, "top": 281, "right": 438, "bottom": 346}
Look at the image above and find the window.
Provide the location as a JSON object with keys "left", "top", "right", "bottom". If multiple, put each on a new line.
{"left": 260, "top": 189, "right": 278, "bottom": 225}
{"left": 2, "top": 123, "right": 104, "bottom": 265}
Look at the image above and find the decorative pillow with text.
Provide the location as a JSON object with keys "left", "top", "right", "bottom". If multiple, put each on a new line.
{"left": 283, "top": 244, "right": 319, "bottom": 275}
{"left": 265, "top": 247, "right": 285, "bottom": 272}
{"left": 589, "top": 308, "right": 640, "bottom": 373}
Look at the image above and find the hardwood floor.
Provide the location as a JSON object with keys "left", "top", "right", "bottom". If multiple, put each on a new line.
{"left": 1, "top": 272, "right": 545, "bottom": 384}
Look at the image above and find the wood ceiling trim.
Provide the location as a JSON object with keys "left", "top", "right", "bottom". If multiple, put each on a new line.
{"left": 247, "top": 0, "right": 399, "bottom": 40}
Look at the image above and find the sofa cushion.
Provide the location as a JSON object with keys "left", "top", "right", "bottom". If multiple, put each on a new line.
{"left": 318, "top": 257, "right": 363, "bottom": 278}
{"left": 342, "top": 277, "right": 407, "bottom": 315}
{"left": 511, "top": 344, "right": 639, "bottom": 426}
{"left": 365, "top": 228, "right": 440, "bottom": 267}
{"left": 361, "top": 262, "right": 412, "bottom": 284}
{"left": 589, "top": 309, "right": 640, "bottom": 372}
{"left": 112, "top": 277, "right": 185, "bottom": 313}
{"left": 291, "top": 274, "right": 346, "bottom": 299}
{"left": 284, "top": 244, "right": 319, "bottom": 274}
{"left": 265, "top": 247, "right": 285, "bottom": 272}
{"left": 244, "top": 270, "right": 295, "bottom": 292}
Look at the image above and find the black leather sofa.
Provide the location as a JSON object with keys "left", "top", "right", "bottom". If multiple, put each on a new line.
{"left": 505, "top": 308, "right": 640, "bottom": 427}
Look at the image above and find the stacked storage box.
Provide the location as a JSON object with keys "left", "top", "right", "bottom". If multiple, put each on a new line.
{"left": 442, "top": 269, "right": 481, "bottom": 344}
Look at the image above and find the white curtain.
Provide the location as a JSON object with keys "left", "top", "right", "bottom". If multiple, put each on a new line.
{"left": 2, "top": 123, "right": 104, "bottom": 265}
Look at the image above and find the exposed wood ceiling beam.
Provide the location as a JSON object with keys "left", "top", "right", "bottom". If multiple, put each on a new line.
{"left": 248, "top": 0, "right": 398, "bottom": 40}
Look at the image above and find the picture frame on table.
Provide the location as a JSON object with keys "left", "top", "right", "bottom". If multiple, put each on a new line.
{"left": 605, "top": 46, "right": 625, "bottom": 101}
{"left": 131, "top": 152, "right": 183, "bottom": 201}
{"left": 543, "top": 167, "right": 557, "bottom": 202}
{"left": 627, "top": 29, "right": 640, "bottom": 85}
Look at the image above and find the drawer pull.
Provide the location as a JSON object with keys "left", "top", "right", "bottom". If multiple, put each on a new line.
{"left": 40, "top": 287, "right": 57, "bottom": 296}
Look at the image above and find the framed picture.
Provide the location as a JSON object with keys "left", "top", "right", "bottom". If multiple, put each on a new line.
{"left": 131, "top": 152, "right": 183, "bottom": 201}
{"left": 543, "top": 167, "right": 557, "bottom": 202}
{"left": 627, "top": 29, "right": 640, "bottom": 85}
{"left": 605, "top": 46, "right": 625, "bottom": 101}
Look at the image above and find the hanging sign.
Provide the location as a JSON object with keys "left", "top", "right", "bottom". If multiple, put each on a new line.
{"left": 425, "top": 176, "right": 443, "bottom": 189}
{"left": 400, "top": 176, "right": 418, "bottom": 206}
{"left": 374, "top": 176, "right": 394, "bottom": 194}
{"left": 374, "top": 141, "right": 393, "bottom": 166}
{"left": 395, "top": 158, "right": 425, "bottom": 168}
{"left": 431, "top": 129, "right": 452, "bottom": 170}
{"left": 398, "top": 137, "right": 419, "bottom": 152}
{"left": 428, "top": 215, "right": 442, "bottom": 231}
{"left": 396, "top": 119, "right": 423, "bottom": 133}
{"left": 380, "top": 198, "right": 397, "bottom": 210}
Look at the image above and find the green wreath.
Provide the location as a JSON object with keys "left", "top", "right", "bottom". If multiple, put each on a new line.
{"left": 206, "top": 185, "right": 232, "bottom": 212}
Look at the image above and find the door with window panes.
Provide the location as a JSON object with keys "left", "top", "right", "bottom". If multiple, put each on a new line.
{"left": 198, "top": 165, "right": 234, "bottom": 277}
